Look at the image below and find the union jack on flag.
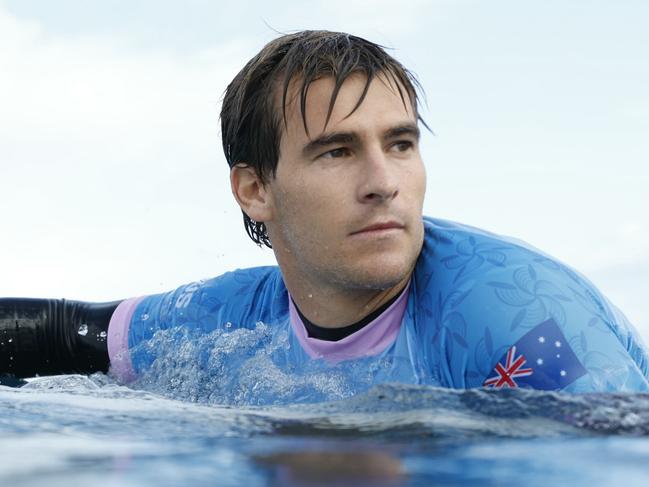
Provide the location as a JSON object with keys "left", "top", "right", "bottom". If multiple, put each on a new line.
{"left": 483, "top": 345, "right": 533, "bottom": 388}
{"left": 482, "top": 318, "right": 588, "bottom": 391}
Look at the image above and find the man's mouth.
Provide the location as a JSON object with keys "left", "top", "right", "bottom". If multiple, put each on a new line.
{"left": 350, "top": 221, "right": 405, "bottom": 236}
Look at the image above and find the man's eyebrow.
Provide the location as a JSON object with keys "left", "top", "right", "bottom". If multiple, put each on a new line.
{"left": 383, "top": 123, "right": 420, "bottom": 141}
{"left": 301, "top": 123, "right": 420, "bottom": 157}
{"left": 302, "top": 132, "right": 358, "bottom": 157}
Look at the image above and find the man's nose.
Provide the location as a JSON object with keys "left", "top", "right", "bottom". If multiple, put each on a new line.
{"left": 356, "top": 148, "right": 399, "bottom": 203}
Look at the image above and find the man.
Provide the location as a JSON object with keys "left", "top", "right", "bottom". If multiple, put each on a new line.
{"left": 226, "top": 32, "right": 425, "bottom": 337}
{"left": 2, "top": 31, "right": 648, "bottom": 397}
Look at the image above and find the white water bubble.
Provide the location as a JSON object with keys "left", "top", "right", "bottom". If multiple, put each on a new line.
{"left": 99, "top": 331, "right": 107, "bottom": 339}
{"left": 77, "top": 324, "right": 89, "bottom": 336}
{"left": 225, "top": 322, "right": 232, "bottom": 328}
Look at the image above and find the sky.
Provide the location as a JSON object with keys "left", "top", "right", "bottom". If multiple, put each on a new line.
{"left": 0, "top": 1, "right": 647, "bottom": 340}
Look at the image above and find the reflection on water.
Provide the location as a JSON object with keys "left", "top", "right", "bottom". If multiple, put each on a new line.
{"left": 255, "top": 449, "right": 405, "bottom": 487}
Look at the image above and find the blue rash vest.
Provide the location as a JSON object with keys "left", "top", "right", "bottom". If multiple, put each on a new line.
{"left": 107, "top": 217, "right": 649, "bottom": 393}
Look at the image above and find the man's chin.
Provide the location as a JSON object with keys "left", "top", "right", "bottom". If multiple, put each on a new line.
{"left": 340, "top": 261, "right": 414, "bottom": 291}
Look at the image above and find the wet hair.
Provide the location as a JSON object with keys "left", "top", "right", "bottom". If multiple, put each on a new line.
{"left": 221, "top": 30, "right": 425, "bottom": 248}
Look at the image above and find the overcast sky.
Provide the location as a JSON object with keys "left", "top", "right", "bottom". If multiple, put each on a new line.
{"left": 1, "top": 1, "right": 647, "bottom": 341}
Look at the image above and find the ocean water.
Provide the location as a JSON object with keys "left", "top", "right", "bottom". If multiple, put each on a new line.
{"left": 4, "top": 378, "right": 649, "bottom": 486}
{"left": 2, "top": 325, "right": 649, "bottom": 486}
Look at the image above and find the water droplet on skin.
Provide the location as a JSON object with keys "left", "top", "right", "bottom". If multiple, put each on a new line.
{"left": 78, "top": 324, "right": 89, "bottom": 336}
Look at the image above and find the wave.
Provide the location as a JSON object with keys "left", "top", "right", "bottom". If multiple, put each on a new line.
{"left": 4, "top": 375, "right": 649, "bottom": 441}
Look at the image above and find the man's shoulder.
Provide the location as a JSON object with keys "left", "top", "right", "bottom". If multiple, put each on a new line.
{"left": 140, "top": 265, "right": 285, "bottom": 317}
{"left": 414, "top": 216, "right": 649, "bottom": 392}
{"left": 194, "top": 265, "right": 286, "bottom": 306}
{"left": 422, "top": 216, "right": 547, "bottom": 257}
{"left": 418, "top": 215, "right": 592, "bottom": 291}
{"left": 131, "top": 265, "right": 286, "bottom": 336}
{"left": 202, "top": 265, "right": 282, "bottom": 288}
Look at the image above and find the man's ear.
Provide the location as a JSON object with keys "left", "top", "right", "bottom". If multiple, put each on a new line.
{"left": 230, "top": 164, "right": 273, "bottom": 222}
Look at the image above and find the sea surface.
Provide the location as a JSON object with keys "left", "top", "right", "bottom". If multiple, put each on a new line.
{"left": 2, "top": 376, "right": 649, "bottom": 487}
{"left": 2, "top": 325, "right": 649, "bottom": 486}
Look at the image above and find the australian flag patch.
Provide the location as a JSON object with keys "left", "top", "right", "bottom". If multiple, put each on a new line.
{"left": 483, "top": 318, "right": 588, "bottom": 390}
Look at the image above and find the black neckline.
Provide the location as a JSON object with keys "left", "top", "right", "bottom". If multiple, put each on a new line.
{"left": 293, "top": 291, "right": 402, "bottom": 342}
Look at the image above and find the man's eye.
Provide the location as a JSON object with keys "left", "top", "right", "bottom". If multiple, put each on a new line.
{"left": 321, "top": 147, "right": 349, "bottom": 159}
{"left": 393, "top": 141, "right": 414, "bottom": 152}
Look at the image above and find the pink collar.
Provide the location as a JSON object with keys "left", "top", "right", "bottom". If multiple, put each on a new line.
{"left": 288, "top": 282, "right": 410, "bottom": 363}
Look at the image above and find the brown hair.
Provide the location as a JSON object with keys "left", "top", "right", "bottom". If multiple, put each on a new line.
{"left": 221, "top": 30, "right": 425, "bottom": 247}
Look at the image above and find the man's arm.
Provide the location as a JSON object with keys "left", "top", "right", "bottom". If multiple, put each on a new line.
{"left": 0, "top": 298, "right": 121, "bottom": 380}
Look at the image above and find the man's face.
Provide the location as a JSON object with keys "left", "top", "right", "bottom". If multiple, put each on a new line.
{"left": 264, "top": 73, "right": 426, "bottom": 293}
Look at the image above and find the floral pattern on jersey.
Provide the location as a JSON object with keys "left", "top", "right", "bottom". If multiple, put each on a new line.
{"left": 440, "top": 236, "right": 509, "bottom": 284}
{"left": 487, "top": 264, "right": 572, "bottom": 331}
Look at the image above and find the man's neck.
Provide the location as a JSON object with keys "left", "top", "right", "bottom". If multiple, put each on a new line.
{"left": 284, "top": 272, "right": 412, "bottom": 328}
